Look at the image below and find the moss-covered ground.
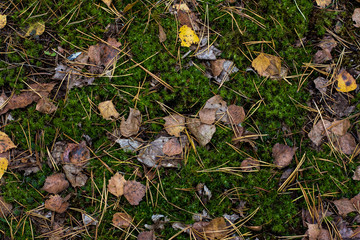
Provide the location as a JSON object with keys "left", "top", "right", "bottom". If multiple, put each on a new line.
{"left": 1, "top": 0, "right": 360, "bottom": 239}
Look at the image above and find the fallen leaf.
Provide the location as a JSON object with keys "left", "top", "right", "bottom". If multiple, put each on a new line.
{"left": 63, "top": 164, "right": 88, "bottom": 187}
{"left": 173, "top": 3, "right": 190, "bottom": 12}
{"left": 252, "top": 53, "right": 282, "bottom": 79}
{"left": 25, "top": 22, "right": 45, "bottom": 37}
{"left": 214, "top": 60, "right": 239, "bottom": 83}
{"left": 112, "top": 212, "right": 132, "bottom": 228}
{"left": 0, "top": 15, "right": 6, "bottom": 29}
{"left": 163, "top": 114, "right": 185, "bottom": 137}
{"left": 199, "top": 108, "right": 217, "bottom": 125}
{"left": 272, "top": 143, "right": 297, "bottom": 169}
{"left": 314, "top": 77, "right": 328, "bottom": 94}
{"left": 308, "top": 120, "right": 331, "bottom": 146}
{"left": 318, "top": 36, "right": 337, "bottom": 52}
{"left": 115, "top": 138, "right": 142, "bottom": 152}
{"left": 195, "top": 45, "right": 222, "bottom": 60}
{"left": 52, "top": 63, "right": 95, "bottom": 89}
{"left": 353, "top": 166, "right": 360, "bottom": 181}
{"left": 316, "top": 0, "right": 331, "bottom": 8}
{"left": 210, "top": 59, "right": 226, "bottom": 77}
{"left": 45, "top": 195, "right": 70, "bottom": 213}
{"left": 41, "top": 173, "right": 69, "bottom": 194}
{"left": 120, "top": 108, "right": 141, "bottom": 137}
{"left": 333, "top": 198, "right": 356, "bottom": 216}
{"left": 336, "top": 69, "right": 357, "bottom": 92}
{"left": 108, "top": 172, "right": 127, "bottom": 197}
{"left": 0, "top": 158, "right": 8, "bottom": 180}
{"left": 98, "top": 100, "right": 120, "bottom": 120}
{"left": 0, "top": 132, "right": 16, "bottom": 153}
{"left": 227, "top": 105, "right": 245, "bottom": 125}
{"left": 179, "top": 25, "right": 199, "bottom": 47}
{"left": 329, "top": 119, "right": 351, "bottom": 136}
{"left": 306, "top": 223, "right": 321, "bottom": 240}
{"left": 313, "top": 49, "right": 332, "bottom": 63}
{"left": 163, "top": 138, "right": 182, "bottom": 156}
{"left": 353, "top": 8, "right": 360, "bottom": 28}
{"left": 88, "top": 37, "right": 121, "bottom": 68}
{"left": 203, "top": 95, "right": 228, "bottom": 123}
{"left": 123, "top": 0, "right": 139, "bottom": 13}
{"left": 62, "top": 141, "right": 90, "bottom": 166}
{"left": 102, "top": 0, "right": 111, "bottom": 7}
{"left": 187, "top": 118, "right": 216, "bottom": 147}
{"left": 158, "top": 24, "right": 166, "bottom": 43}
{"left": 0, "top": 196, "right": 12, "bottom": 218}
{"left": 36, "top": 98, "right": 57, "bottom": 114}
{"left": 336, "top": 133, "right": 356, "bottom": 155}
{"left": 123, "top": 180, "right": 146, "bottom": 205}
{"left": 241, "top": 158, "right": 260, "bottom": 172}
{"left": 177, "top": 10, "right": 200, "bottom": 31}
{"left": 328, "top": 92, "right": 355, "bottom": 118}
{"left": 8, "top": 155, "right": 40, "bottom": 176}
{"left": 137, "top": 231, "right": 156, "bottom": 240}
{"left": 193, "top": 217, "right": 228, "bottom": 240}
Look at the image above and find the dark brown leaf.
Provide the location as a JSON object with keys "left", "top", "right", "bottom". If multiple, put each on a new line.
{"left": 44, "top": 194, "right": 70, "bottom": 213}
{"left": 163, "top": 138, "right": 182, "bottom": 156}
{"left": 272, "top": 143, "right": 297, "bottom": 169}
{"left": 41, "top": 173, "right": 69, "bottom": 194}
{"left": 112, "top": 212, "right": 132, "bottom": 228}
{"left": 123, "top": 180, "right": 146, "bottom": 205}
{"left": 227, "top": 105, "right": 245, "bottom": 125}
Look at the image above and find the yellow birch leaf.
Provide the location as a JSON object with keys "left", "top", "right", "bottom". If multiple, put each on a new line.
{"left": 0, "top": 131, "right": 16, "bottom": 153}
{"left": 252, "top": 53, "right": 282, "bottom": 78}
{"left": 179, "top": 25, "right": 199, "bottom": 47}
{"left": 0, "top": 158, "right": 8, "bottom": 180}
{"left": 336, "top": 69, "right": 357, "bottom": 92}
{"left": 0, "top": 15, "right": 6, "bottom": 29}
{"left": 252, "top": 53, "right": 270, "bottom": 76}
{"left": 25, "top": 22, "right": 45, "bottom": 37}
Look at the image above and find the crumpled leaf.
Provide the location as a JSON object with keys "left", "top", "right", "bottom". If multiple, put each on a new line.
{"left": 333, "top": 198, "right": 356, "bottom": 216}
{"left": 203, "top": 95, "right": 228, "bottom": 123}
{"left": 98, "top": 100, "right": 120, "bottom": 120}
{"left": 187, "top": 118, "right": 216, "bottom": 147}
{"left": 62, "top": 141, "right": 90, "bottom": 166}
{"left": 227, "top": 105, "right": 245, "bottom": 125}
{"left": 0, "top": 15, "right": 6, "bottom": 29}
{"left": 123, "top": 180, "right": 146, "bottom": 206}
{"left": 353, "top": 8, "right": 360, "bottom": 28}
{"left": 179, "top": 25, "right": 199, "bottom": 47}
{"left": 213, "top": 60, "right": 239, "bottom": 83}
{"left": 0, "top": 196, "right": 12, "bottom": 218}
{"left": 163, "top": 138, "right": 182, "bottom": 156}
{"left": 306, "top": 223, "right": 321, "bottom": 240}
{"left": 41, "top": 173, "right": 69, "bottom": 194}
{"left": 195, "top": 45, "right": 222, "bottom": 60}
{"left": 314, "top": 37, "right": 336, "bottom": 64}
{"left": 329, "top": 119, "right": 351, "bottom": 136}
{"left": 8, "top": 155, "right": 40, "bottom": 176}
{"left": 252, "top": 53, "right": 283, "bottom": 79}
{"left": 192, "top": 217, "right": 228, "bottom": 240}
{"left": 328, "top": 92, "right": 355, "bottom": 118}
{"left": 158, "top": 24, "right": 166, "bottom": 43}
{"left": 63, "top": 164, "right": 88, "bottom": 187}
{"left": 336, "top": 69, "right": 357, "bottom": 92}
{"left": 173, "top": 3, "right": 190, "bottom": 12}
{"left": 112, "top": 212, "right": 132, "bottom": 228}
{"left": 45, "top": 195, "right": 70, "bottom": 213}
{"left": 163, "top": 114, "right": 185, "bottom": 137}
{"left": 25, "top": 22, "right": 45, "bottom": 37}
{"left": 120, "top": 108, "right": 141, "bottom": 137}
{"left": 210, "top": 59, "right": 226, "bottom": 77}
{"left": 88, "top": 37, "right": 121, "bottom": 68}
{"left": 0, "top": 158, "right": 8, "bottom": 180}
{"left": 316, "top": 0, "right": 331, "bottom": 8}
{"left": 36, "top": 98, "right": 57, "bottom": 114}
{"left": 272, "top": 143, "right": 297, "bottom": 169}
{"left": 308, "top": 120, "right": 331, "bottom": 146}
{"left": 137, "top": 231, "right": 156, "bottom": 240}
{"left": 0, "top": 131, "right": 16, "bottom": 153}
{"left": 240, "top": 158, "right": 260, "bottom": 172}
{"left": 52, "top": 63, "right": 95, "bottom": 89}
{"left": 108, "top": 172, "right": 127, "bottom": 197}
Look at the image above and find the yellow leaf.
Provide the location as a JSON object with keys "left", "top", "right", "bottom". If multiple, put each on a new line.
{"left": 252, "top": 53, "right": 282, "bottom": 78}
{"left": 173, "top": 3, "right": 190, "bottom": 12}
{"left": 0, "top": 131, "right": 16, "bottom": 153}
{"left": 252, "top": 53, "right": 271, "bottom": 76}
{"left": 0, "top": 158, "right": 8, "bottom": 180}
{"left": 25, "top": 22, "right": 45, "bottom": 37}
{"left": 0, "top": 15, "right": 6, "bottom": 29}
{"left": 179, "top": 25, "right": 199, "bottom": 47}
{"left": 336, "top": 69, "right": 357, "bottom": 92}
{"left": 316, "top": 0, "right": 331, "bottom": 8}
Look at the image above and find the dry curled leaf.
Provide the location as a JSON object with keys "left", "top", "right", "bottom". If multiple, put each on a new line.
{"left": 88, "top": 37, "right": 121, "bottom": 68}
{"left": 108, "top": 172, "right": 127, "bottom": 197}
{"left": 112, "top": 212, "right": 132, "bottom": 228}
{"left": 41, "top": 173, "right": 69, "bottom": 194}
{"left": 187, "top": 118, "right": 216, "bottom": 147}
{"left": 62, "top": 141, "right": 90, "bottom": 166}
{"left": 0, "top": 131, "right": 16, "bottom": 153}
{"left": 308, "top": 120, "right": 331, "bottom": 146}
{"left": 336, "top": 69, "right": 357, "bottom": 93}
{"left": 163, "top": 114, "right": 185, "bottom": 137}
{"left": 98, "top": 100, "right": 120, "bottom": 120}
{"left": 163, "top": 138, "right": 182, "bottom": 156}
{"left": 179, "top": 25, "right": 199, "bottom": 47}
{"left": 252, "top": 53, "right": 282, "bottom": 79}
{"left": 63, "top": 164, "right": 88, "bottom": 188}
{"left": 227, "top": 105, "right": 245, "bottom": 125}
{"left": 210, "top": 59, "right": 226, "bottom": 77}
{"left": 124, "top": 180, "right": 146, "bottom": 205}
{"left": 120, "top": 108, "right": 141, "bottom": 137}
{"left": 0, "top": 196, "right": 12, "bottom": 218}
{"left": 203, "top": 95, "right": 228, "bottom": 123}
{"left": 192, "top": 217, "right": 228, "bottom": 240}
{"left": 272, "top": 143, "right": 297, "bottom": 169}
{"left": 0, "top": 15, "right": 6, "bottom": 29}
{"left": 336, "top": 133, "right": 356, "bottom": 155}
{"left": 0, "top": 158, "right": 8, "bottom": 180}
{"left": 36, "top": 98, "right": 57, "bottom": 114}
{"left": 353, "top": 8, "right": 360, "bottom": 28}
{"left": 45, "top": 195, "right": 70, "bottom": 213}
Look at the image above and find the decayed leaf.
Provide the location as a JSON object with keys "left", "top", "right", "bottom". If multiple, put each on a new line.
{"left": 62, "top": 141, "right": 90, "bottom": 166}
{"left": 102, "top": 0, "right": 112, "bottom": 7}
{"left": 210, "top": 59, "right": 226, "bottom": 77}
{"left": 0, "top": 131, "right": 16, "bottom": 153}
{"left": 336, "top": 69, "right": 357, "bottom": 92}
{"left": 333, "top": 198, "right": 356, "bottom": 216}
{"left": 187, "top": 118, "right": 216, "bottom": 147}
{"left": 353, "top": 8, "right": 360, "bottom": 28}
{"left": 314, "top": 77, "right": 328, "bottom": 94}
{"left": 0, "top": 158, "right": 8, "bottom": 180}
{"left": 98, "top": 100, "right": 120, "bottom": 120}
{"left": 120, "top": 108, "right": 141, "bottom": 137}
{"left": 316, "top": 0, "right": 331, "bottom": 8}
{"left": 25, "top": 22, "right": 45, "bottom": 37}
{"left": 353, "top": 166, "right": 360, "bottom": 181}
{"left": 214, "top": 60, "right": 239, "bottom": 84}
{"left": 112, "top": 212, "right": 132, "bottom": 228}
{"left": 63, "top": 164, "right": 88, "bottom": 187}
{"left": 52, "top": 63, "right": 95, "bottom": 89}
{"left": 193, "top": 217, "right": 228, "bottom": 240}
{"left": 179, "top": 25, "right": 199, "bottom": 47}
{"left": 272, "top": 143, "right": 297, "bottom": 169}
{"left": 252, "top": 53, "right": 282, "bottom": 79}
{"left": 227, "top": 105, "right": 245, "bottom": 125}
{"left": 163, "top": 138, "right": 182, "bottom": 156}
{"left": 137, "top": 231, "right": 156, "bottom": 240}
{"left": 329, "top": 119, "right": 351, "bottom": 136}
{"left": 308, "top": 120, "right": 331, "bottom": 146}
{"left": 158, "top": 24, "right": 166, "bottom": 43}
{"left": 199, "top": 108, "right": 217, "bottom": 125}
{"left": 36, "top": 98, "right": 57, "bottom": 114}
{"left": 203, "top": 95, "right": 228, "bottom": 123}
{"left": 45, "top": 195, "right": 70, "bottom": 213}
{"left": 240, "top": 158, "right": 260, "bottom": 172}
{"left": 88, "top": 37, "right": 121, "bottom": 68}
{"left": 306, "top": 223, "right": 321, "bottom": 240}
{"left": 313, "top": 49, "right": 332, "bottom": 64}
{"left": 123, "top": 180, "right": 146, "bottom": 205}
{"left": 0, "top": 196, "right": 12, "bottom": 218}
{"left": 41, "top": 173, "right": 69, "bottom": 194}
{"left": 0, "top": 15, "right": 6, "bottom": 29}
{"left": 336, "top": 133, "right": 356, "bottom": 155}
{"left": 108, "top": 172, "right": 127, "bottom": 197}
{"left": 163, "top": 114, "right": 185, "bottom": 137}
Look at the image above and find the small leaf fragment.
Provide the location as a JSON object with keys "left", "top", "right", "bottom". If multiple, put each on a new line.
{"left": 179, "top": 25, "right": 199, "bottom": 47}
{"left": 336, "top": 69, "right": 357, "bottom": 92}
{"left": 102, "top": 0, "right": 112, "bottom": 7}
{"left": 120, "top": 108, "right": 142, "bottom": 137}
{"left": 98, "top": 100, "right": 120, "bottom": 120}
{"left": 0, "top": 15, "right": 6, "bottom": 29}
{"left": 0, "top": 158, "right": 8, "bottom": 180}
{"left": 158, "top": 24, "right": 167, "bottom": 43}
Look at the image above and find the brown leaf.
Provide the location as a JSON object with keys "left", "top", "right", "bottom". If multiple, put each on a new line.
{"left": 45, "top": 194, "right": 69, "bottom": 213}
{"left": 36, "top": 98, "right": 57, "bottom": 114}
{"left": 333, "top": 198, "right": 356, "bottom": 216}
{"left": 163, "top": 114, "right": 185, "bottom": 137}
{"left": 52, "top": 63, "right": 95, "bottom": 89}
{"left": 329, "top": 119, "right": 351, "bottom": 136}
{"left": 98, "top": 100, "right": 120, "bottom": 120}
{"left": 62, "top": 141, "right": 90, "bottom": 166}
{"left": 252, "top": 53, "right": 282, "bottom": 79}
{"left": 120, "top": 108, "right": 141, "bottom": 137}
{"left": 353, "top": 8, "right": 360, "bottom": 28}
{"left": 102, "top": 0, "right": 112, "bottom": 7}
{"left": 199, "top": 108, "right": 217, "bottom": 125}
{"left": 193, "top": 217, "right": 228, "bottom": 240}
{"left": 203, "top": 95, "right": 228, "bottom": 123}
{"left": 210, "top": 59, "right": 226, "bottom": 77}
{"left": 336, "top": 133, "right": 356, "bottom": 155}
{"left": 187, "top": 118, "right": 216, "bottom": 147}
{"left": 0, "top": 196, "right": 12, "bottom": 218}
{"left": 158, "top": 24, "right": 166, "bottom": 43}
{"left": 177, "top": 10, "right": 200, "bottom": 31}
{"left": 306, "top": 223, "right": 321, "bottom": 240}
{"left": 272, "top": 143, "right": 297, "bottom": 169}
{"left": 63, "top": 164, "right": 88, "bottom": 187}
{"left": 108, "top": 172, "right": 127, "bottom": 197}
{"left": 123, "top": 180, "right": 146, "bottom": 205}
{"left": 227, "top": 105, "right": 245, "bottom": 125}
{"left": 316, "top": 0, "right": 331, "bottom": 8}
{"left": 88, "top": 37, "right": 121, "bottom": 67}
{"left": 241, "top": 158, "right": 260, "bottom": 172}
{"left": 314, "top": 77, "right": 328, "bottom": 94}
{"left": 137, "top": 231, "right": 156, "bottom": 240}
{"left": 163, "top": 138, "right": 182, "bottom": 156}
{"left": 112, "top": 212, "right": 132, "bottom": 228}
{"left": 318, "top": 36, "right": 337, "bottom": 52}
{"left": 308, "top": 120, "right": 331, "bottom": 146}
{"left": 353, "top": 166, "right": 360, "bottom": 181}
{"left": 0, "top": 131, "right": 16, "bottom": 153}
{"left": 41, "top": 173, "right": 69, "bottom": 194}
